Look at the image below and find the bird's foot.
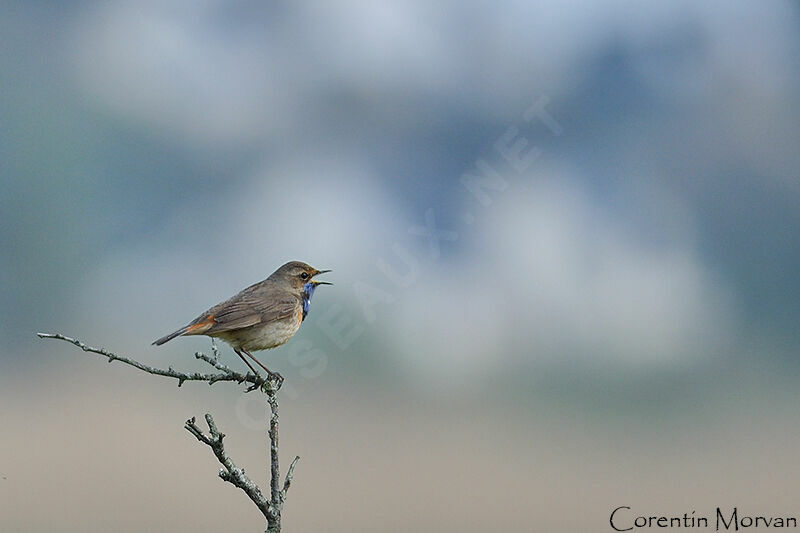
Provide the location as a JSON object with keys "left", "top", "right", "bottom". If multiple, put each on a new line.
{"left": 266, "top": 371, "right": 284, "bottom": 391}
{"left": 240, "top": 369, "right": 267, "bottom": 393}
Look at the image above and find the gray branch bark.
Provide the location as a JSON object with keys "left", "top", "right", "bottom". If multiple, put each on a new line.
{"left": 185, "top": 414, "right": 273, "bottom": 518}
{"left": 38, "top": 332, "right": 298, "bottom": 532}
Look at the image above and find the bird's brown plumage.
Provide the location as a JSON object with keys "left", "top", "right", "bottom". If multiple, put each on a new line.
{"left": 152, "top": 261, "right": 331, "bottom": 378}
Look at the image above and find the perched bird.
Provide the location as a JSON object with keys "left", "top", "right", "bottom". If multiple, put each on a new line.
{"left": 153, "top": 261, "right": 331, "bottom": 381}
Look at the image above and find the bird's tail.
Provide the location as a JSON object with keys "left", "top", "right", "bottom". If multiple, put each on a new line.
{"left": 152, "top": 326, "right": 189, "bottom": 346}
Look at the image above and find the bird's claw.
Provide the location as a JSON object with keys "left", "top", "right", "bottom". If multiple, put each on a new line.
{"left": 267, "top": 371, "right": 284, "bottom": 391}
{"left": 241, "top": 370, "right": 281, "bottom": 393}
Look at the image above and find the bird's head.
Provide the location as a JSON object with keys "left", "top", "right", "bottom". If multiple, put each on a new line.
{"left": 271, "top": 261, "right": 332, "bottom": 294}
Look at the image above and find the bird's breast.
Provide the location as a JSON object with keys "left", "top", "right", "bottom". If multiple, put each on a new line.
{"left": 216, "top": 310, "right": 303, "bottom": 352}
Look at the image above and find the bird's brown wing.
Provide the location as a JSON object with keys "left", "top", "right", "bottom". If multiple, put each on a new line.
{"left": 201, "top": 285, "right": 299, "bottom": 334}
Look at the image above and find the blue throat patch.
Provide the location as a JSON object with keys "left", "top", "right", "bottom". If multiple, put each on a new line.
{"left": 301, "top": 282, "right": 318, "bottom": 321}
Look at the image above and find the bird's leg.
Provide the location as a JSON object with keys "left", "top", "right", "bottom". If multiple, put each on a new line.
{"left": 235, "top": 348, "right": 266, "bottom": 392}
{"left": 242, "top": 349, "right": 284, "bottom": 388}
{"left": 234, "top": 348, "right": 260, "bottom": 378}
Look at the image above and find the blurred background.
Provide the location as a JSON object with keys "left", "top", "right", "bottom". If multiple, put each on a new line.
{"left": 2, "top": 1, "right": 799, "bottom": 531}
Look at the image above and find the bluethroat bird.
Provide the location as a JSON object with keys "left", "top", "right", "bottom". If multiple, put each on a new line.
{"left": 153, "top": 261, "right": 331, "bottom": 383}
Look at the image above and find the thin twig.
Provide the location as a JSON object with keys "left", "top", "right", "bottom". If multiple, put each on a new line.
{"left": 37, "top": 332, "right": 265, "bottom": 390}
{"left": 280, "top": 456, "right": 300, "bottom": 503}
{"left": 185, "top": 415, "right": 276, "bottom": 520}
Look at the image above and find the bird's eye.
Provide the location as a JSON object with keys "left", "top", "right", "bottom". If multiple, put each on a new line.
{"left": 300, "top": 272, "right": 310, "bottom": 280}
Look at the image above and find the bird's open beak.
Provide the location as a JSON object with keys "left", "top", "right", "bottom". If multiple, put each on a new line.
{"left": 311, "top": 270, "right": 333, "bottom": 285}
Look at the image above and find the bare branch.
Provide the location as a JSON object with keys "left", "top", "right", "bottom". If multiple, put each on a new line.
{"left": 185, "top": 415, "right": 276, "bottom": 520}
{"left": 280, "top": 456, "right": 300, "bottom": 503}
{"left": 267, "top": 391, "right": 281, "bottom": 506}
{"left": 38, "top": 332, "right": 298, "bottom": 531}
{"left": 37, "top": 332, "right": 266, "bottom": 390}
